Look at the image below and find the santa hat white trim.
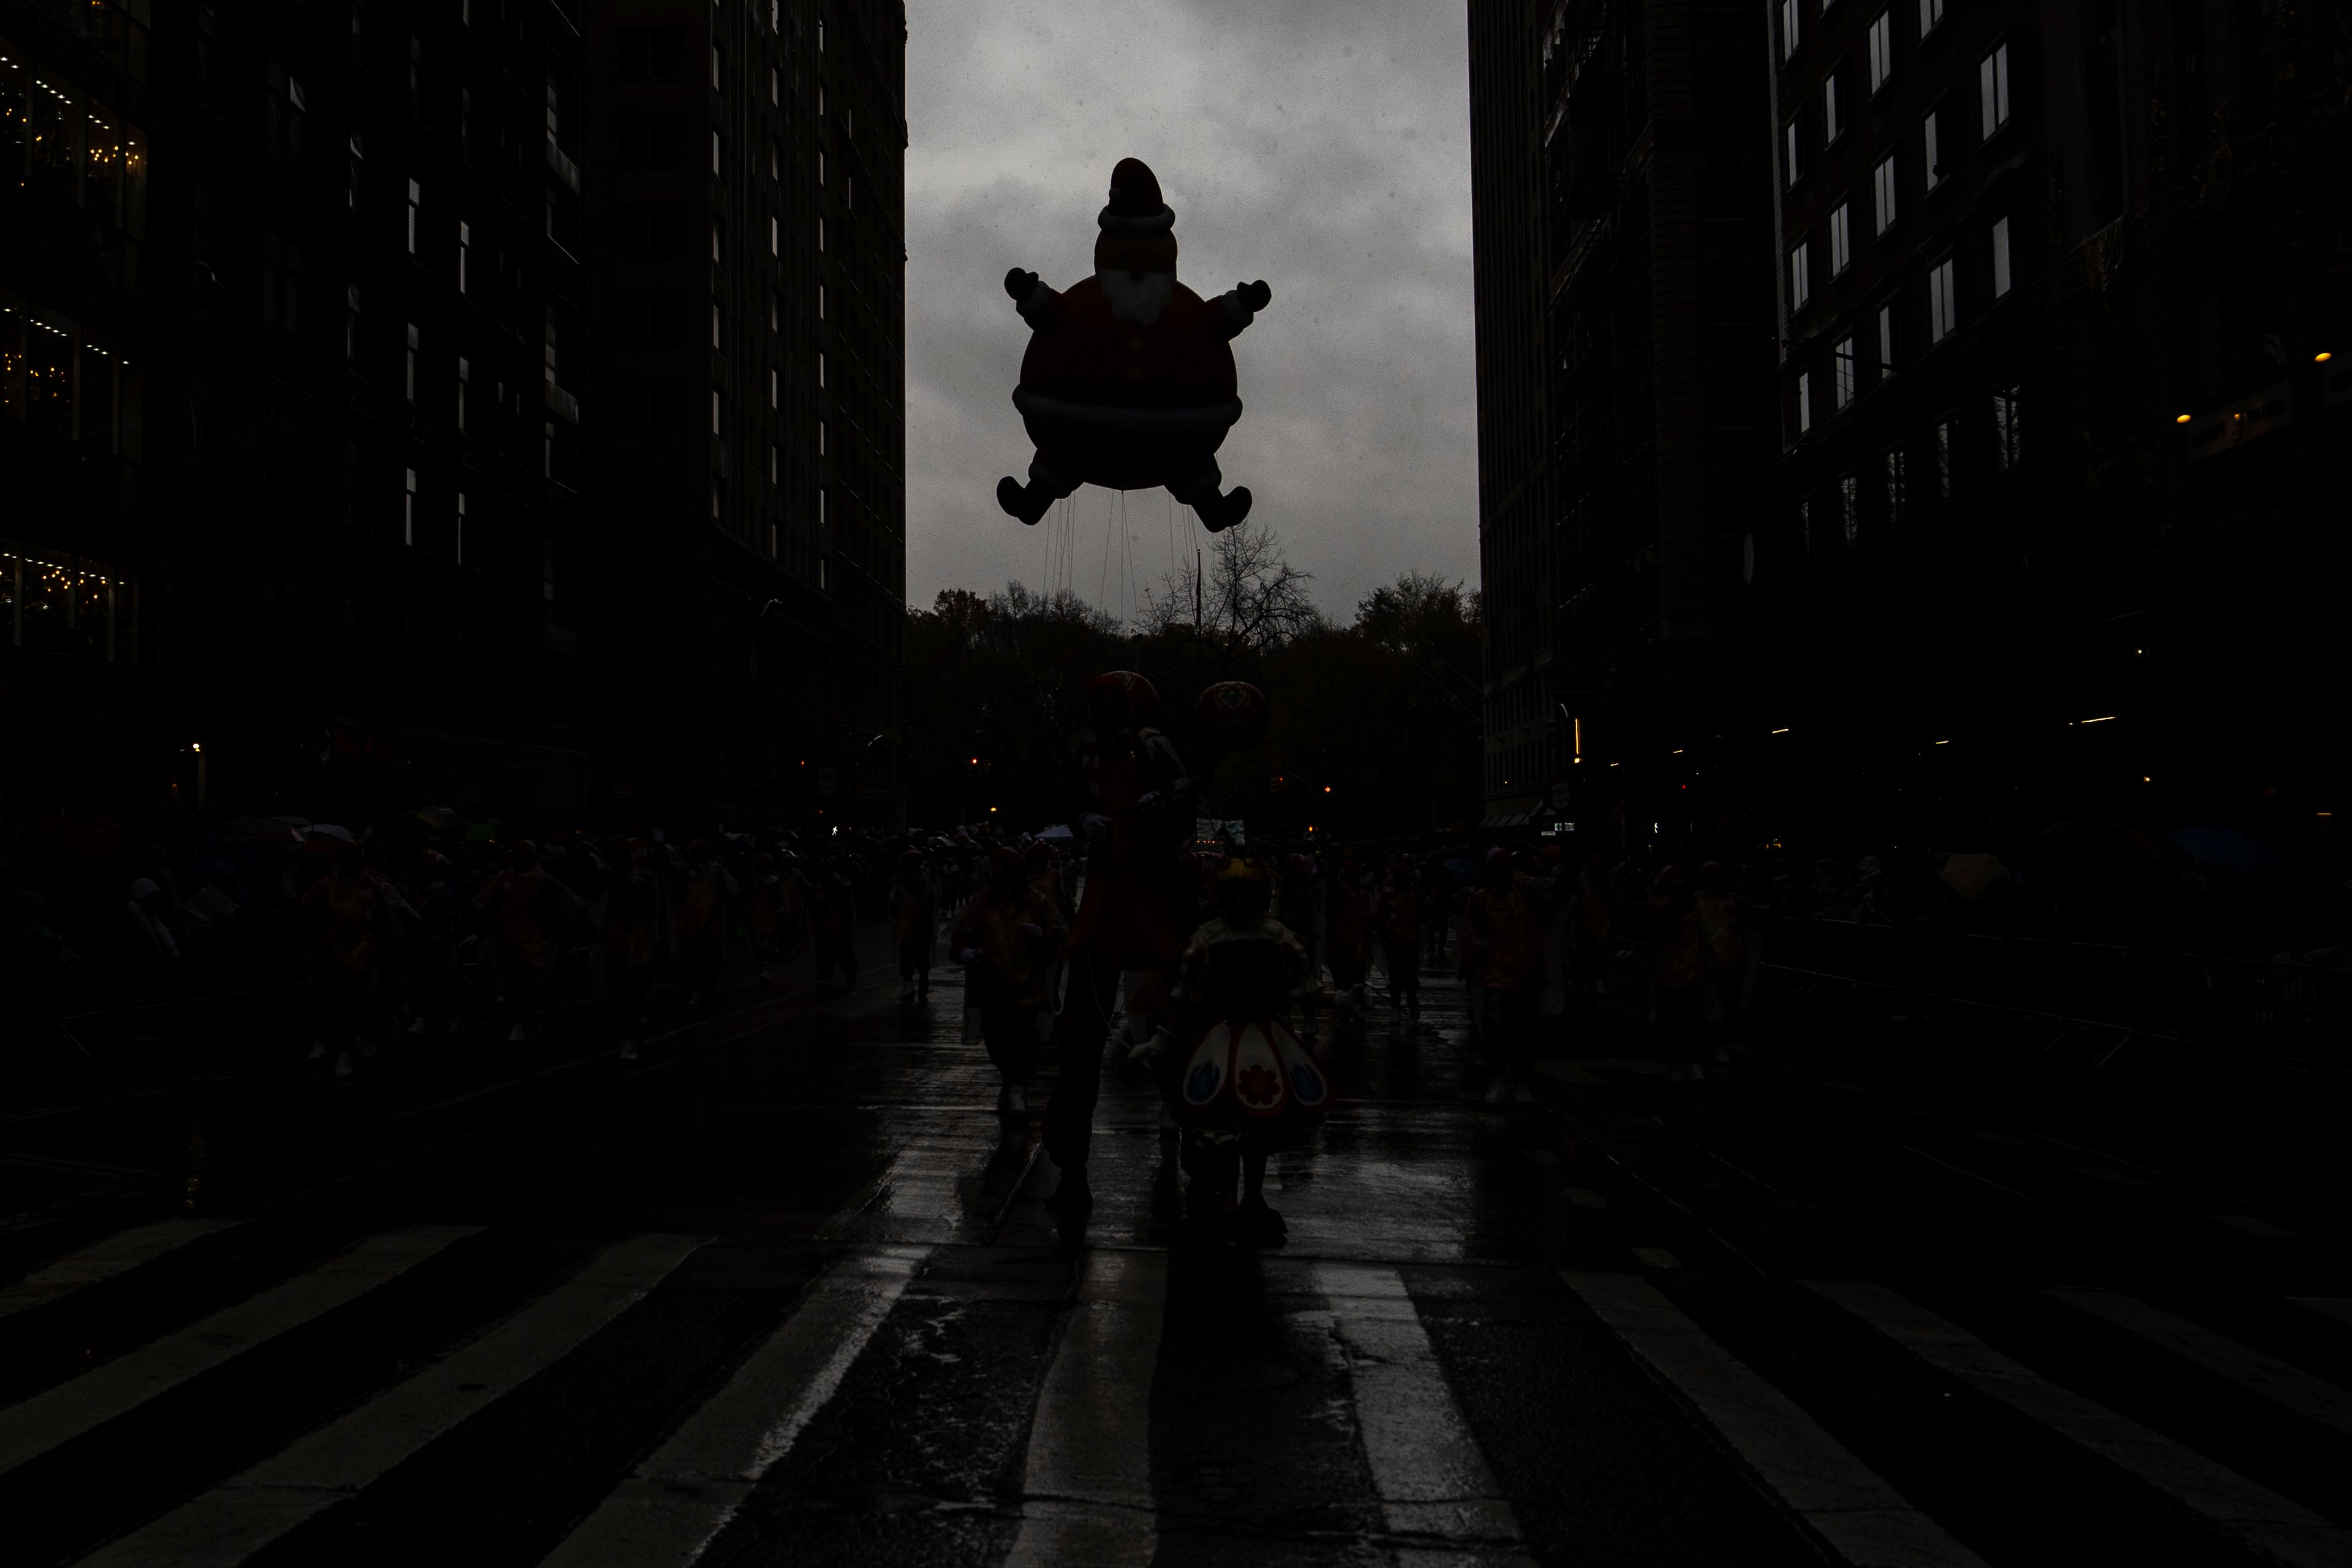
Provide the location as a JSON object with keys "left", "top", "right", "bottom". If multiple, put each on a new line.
{"left": 1098, "top": 203, "right": 1175, "bottom": 238}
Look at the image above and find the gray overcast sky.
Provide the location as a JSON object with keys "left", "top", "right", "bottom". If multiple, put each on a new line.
{"left": 902, "top": 1, "right": 1479, "bottom": 625}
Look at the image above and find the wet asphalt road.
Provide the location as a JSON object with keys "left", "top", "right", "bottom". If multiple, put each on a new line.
{"left": 2, "top": 946, "right": 2350, "bottom": 1567}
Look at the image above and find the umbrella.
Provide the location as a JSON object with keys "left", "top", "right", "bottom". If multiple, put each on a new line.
{"left": 1939, "top": 852, "right": 2011, "bottom": 901}
{"left": 1036, "top": 823, "right": 1076, "bottom": 842}
{"left": 2166, "top": 826, "right": 2283, "bottom": 876}
{"left": 307, "top": 823, "right": 355, "bottom": 842}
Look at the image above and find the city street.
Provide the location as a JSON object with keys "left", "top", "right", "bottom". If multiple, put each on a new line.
{"left": 2, "top": 946, "right": 2349, "bottom": 1567}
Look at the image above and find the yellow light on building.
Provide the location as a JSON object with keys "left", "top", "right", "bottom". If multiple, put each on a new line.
{"left": 2174, "top": 413, "right": 2192, "bottom": 424}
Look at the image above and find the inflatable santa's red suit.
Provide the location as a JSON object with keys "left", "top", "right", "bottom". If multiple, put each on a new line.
{"left": 997, "top": 157, "right": 1271, "bottom": 534}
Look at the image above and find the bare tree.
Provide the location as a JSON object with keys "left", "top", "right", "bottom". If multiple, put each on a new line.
{"left": 1139, "top": 519, "right": 1324, "bottom": 651}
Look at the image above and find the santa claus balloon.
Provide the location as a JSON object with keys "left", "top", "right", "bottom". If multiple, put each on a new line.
{"left": 997, "top": 158, "right": 1271, "bottom": 533}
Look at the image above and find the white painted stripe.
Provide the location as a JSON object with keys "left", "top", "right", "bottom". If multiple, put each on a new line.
{"left": 0, "top": 1219, "right": 242, "bottom": 1321}
{"left": 79, "top": 1232, "right": 710, "bottom": 1568}
{"left": 1001, "top": 1248, "right": 1167, "bottom": 1568}
{"left": 2294, "top": 1298, "right": 2352, "bottom": 1332}
{"left": 0, "top": 1226, "right": 477, "bottom": 1477}
{"left": 1562, "top": 1271, "right": 1989, "bottom": 1568}
{"left": 2051, "top": 1289, "right": 2352, "bottom": 1437}
{"left": 1317, "top": 1262, "right": 1531, "bottom": 1568}
{"left": 1814, "top": 1281, "right": 2352, "bottom": 1568}
{"left": 534, "top": 1245, "right": 925, "bottom": 1568}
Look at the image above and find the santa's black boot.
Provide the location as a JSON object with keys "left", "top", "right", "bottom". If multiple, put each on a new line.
{"left": 997, "top": 476, "right": 1054, "bottom": 526}
{"left": 1173, "top": 470, "right": 1251, "bottom": 533}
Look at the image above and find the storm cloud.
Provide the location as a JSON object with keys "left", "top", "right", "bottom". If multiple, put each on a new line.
{"left": 903, "top": 1, "right": 1478, "bottom": 623}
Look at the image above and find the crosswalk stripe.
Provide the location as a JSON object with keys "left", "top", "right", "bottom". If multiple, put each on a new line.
{"left": 0, "top": 1219, "right": 243, "bottom": 1321}
{"left": 0, "top": 1226, "right": 477, "bottom": 1478}
{"left": 2294, "top": 1298, "right": 2352, "bottom": 1332}
{"left": 535, "top": 1245, "right": 927, "bottom": 1568}
{"left": 1814, "top": 1281, "right": 2352, "bottom": 1568}
{"left": 1001, "top": 1248, "right": 1167, "bottom": 1568}
{"left": 2051, "top": 1289, "right": 2352, "bottom": 1437}
{"left": 1562, "top": 1271, "right": 1989, "bottom": 1568}
{"left": 77, "top": 1232, "right": 710, "bottom": 1567}
{"left": 1316, "top": 1262, "right": 1531, "bottom": 1567}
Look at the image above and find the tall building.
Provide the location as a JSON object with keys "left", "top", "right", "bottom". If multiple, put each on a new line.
{"left": 1762, "top": 0, "right": 2350, "bottom": 845}
{"left": 4, "top": 0, "right": 594, "bottom": 823}
{"left": 1466, "top": 1, "right": 1555, "bottom": 825}
{"left": 584, "top": 0, "right": 905, "bottom": 826}
{"left": 1468, "top": 0, "right": 1781, "bottom": 845}
{"left": 1, "top": 0, "right": 154, "bottom": 813}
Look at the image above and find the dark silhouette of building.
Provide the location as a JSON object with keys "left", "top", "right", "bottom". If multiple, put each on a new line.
{"left": 4, "top": 0, "right": 594, "bottom": 822}
{"left": 1468, "top": 0, "right": 1781, "bottom": 840}
{"left": 582, "top": 0, "right": 905, "bottom": 825}
{"left": 1760, "top": 0, "right": 2350, "bottom": 845}
{"left": 2, "top": 0, "right": 155, "bottom": 813}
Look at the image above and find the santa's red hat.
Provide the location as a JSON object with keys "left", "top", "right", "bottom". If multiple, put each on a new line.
{"left": 1099, "top": 158, "right": 1174, "bottom": 236}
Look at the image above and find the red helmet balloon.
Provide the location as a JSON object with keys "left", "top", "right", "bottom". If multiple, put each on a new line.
{"left": 1085, "top": 669, "right": 1160, "bottom": 720}
{"left": 1192, "top": 680, "right": 1270, "bottom": 749}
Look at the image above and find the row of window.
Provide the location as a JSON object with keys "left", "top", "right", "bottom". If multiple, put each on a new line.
{"left": 1797, "top": 393, "right": 2022, "bottom": 549}
{"left": 1781, "top": 0, "right": 1947, "bottom": 67}
{"left": 1786, "top": 41, "right": 2010, "bottom": 190}
{"left": 1791, "top": 221, "right": 2008, "bottom": 437}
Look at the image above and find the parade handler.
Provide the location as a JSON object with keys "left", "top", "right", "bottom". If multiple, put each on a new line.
{"left": 953, "top": 848, "right": 1068, "bottom": 1117}
{"left": 1041, "top": 670, "right": 1195, "bottom": 1211}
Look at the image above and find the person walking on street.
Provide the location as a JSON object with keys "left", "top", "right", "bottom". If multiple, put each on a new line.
{"left": 603, "top": 840, "right": 662, "bottom": 1059}
{"left": 1460, "top": 848, "right": 1554, "bottom": 1104}
{"left": 953, "top": 847, "right": 1068, "bottom": 1117}
{"left": 891, "top": 850, "right": 938, "bottom": 1002}
{"left": 1042, "top": 670, "right": 1194, "bottom": 1214}
{"left": 476, "top": 840, "right": 581, "bottom": 1044}
{"left": 1371, "top": 866, "right": 1425, "bottom": 1017}
{"left": 301, "top": 842, "right": 410, "bottom": 1077}
{"left": 674, "top": 839, "right": 734, "bottom": 1010}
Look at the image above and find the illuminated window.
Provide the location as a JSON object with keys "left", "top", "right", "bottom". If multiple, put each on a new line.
{"left": 1919, "top": 0, "right": 1944, "bottom": 34}
{"left": 1780, "top": 0, "right": 1800, "bottom": 61}
{"left": 1868, "top": 12, "right": 1893, "bottom": 92}
{"left": 1980, "top": 44, "right": 2010, "bottom": 137}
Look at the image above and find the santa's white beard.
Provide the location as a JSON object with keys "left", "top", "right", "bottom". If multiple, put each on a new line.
{"left": 1098, "top": 268, "right": 1174, "bottom": 326}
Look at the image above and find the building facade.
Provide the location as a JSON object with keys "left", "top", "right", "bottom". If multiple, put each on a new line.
{"left": 1, "top": 0, "right": 154, "bottom": 814}
{"left": 1468, "top": 0, "right": 1781, "bottom": 843}
{"left": 1763, "top": 0, "right": 2350, "bottom": 848}
{"left": 583, "top": 0, "right": 905, "bottom": 826}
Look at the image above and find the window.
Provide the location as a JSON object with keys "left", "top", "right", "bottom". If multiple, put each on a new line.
{"left": 1934, "top": 418, "right": 1953, "bottom": 496}
{"left": 712, "top": 387, "right": 723, "bottom": 435}
{"left": 455, "top": 491, "right": 466, "bottom": 564}
{"left": 711, "top": 43, "right": 722, "bottom": 89}
{"left": 1830, "top": 203, "right": 1852, "bottom": 274}
{"left": 1868, "top": 12, "right": 1893, "bottom": 91}
{"left": 1784, "top": 119, "right": 1803, "bottom": 186}
{"left": 712, "top": 127, "right": 722, "bottom": 175}
{"left": 818, "top": 352, "right": 826, "bottom": 388}
{"left": 1789, "top": 241, "right": 1812, "bottom": 312}
{"left": 770, "top": 214, "right": 778, "bottom": 255}
{"left": 712, "top": 299, "right": 722, "bottom": 348}
{"left": 406, "top": 179, "right": 421, "bottom": 252}
{"left": 1796, "top": 371, "right": 1814, "bottom": 435}
{"left": 1834, "top": 338, "right": 1856, "bottom": 407}
{"left": 770, "top": 442, "right": 779, "bottom": 484}
{"left": 771, "top": 66, "right": 779, "bottom": 105}
{"left": 1928, "top": 258, "right": 1956, "bottom": 341}
{"left": 1780, "top": 0, "right": 1800, "bottom": 62}
{"left": 404, "top": 323, "right": 418, "bottom": 401}
{"left": 818, "top": 419, "right": 826, "bottom": 456}
{"left": 1840, "top": 473, "right": 1860, "bottom": 541}
{"left": 346, "top": 286, "right": 361, "bottom": 363}
{"left": 1824, "top": 73, "right": 1843, "bottom": 141}
{"left": 1991, "top": 216, "right": 2012, "bottom": 296}
{"left": 1924, "top": 111, "right": 1943, "bottom": 188}
{"left": 404, "top": 467, "right": 417, "bottom": 545}
{"left": 769, "top": 366, "right": 778, "bottom": 409}
{"left": 1919, "top": 0, "right": 1944, "bottom": 34}
{"left": 818, "top": 151, "right": 825, "bottom": 185}
{"left": 1980, "top": 44, "right": 2010, "bottom": 136}
{"left": 1877, "top": 303, "right": 1896, "bottom": 375}
{"left": 770, "top": 290, "right": 780, "bottom": 332}
{"left": 348, "top": 135, "right": 363, "bottom": 211}
{"left": 817, "top": 284, "right": 825, "bottom": 320}
{"left": 457, "top": 221, "right": 470, "bottom": 294}
{"left": 1873, "top": 155, "right": 1898, "bottom": 233}
{"left": 818, "top": 216, "right": 826, "bottom": 252}
{"left": 1992, "top": 388, "right": 2021, "bottom": 469}
{"left": 1884, "top": 448, "right": 1907, "bottom": 522}
{"left": 456, "top": 357, "right": 469, "bottom": 431}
